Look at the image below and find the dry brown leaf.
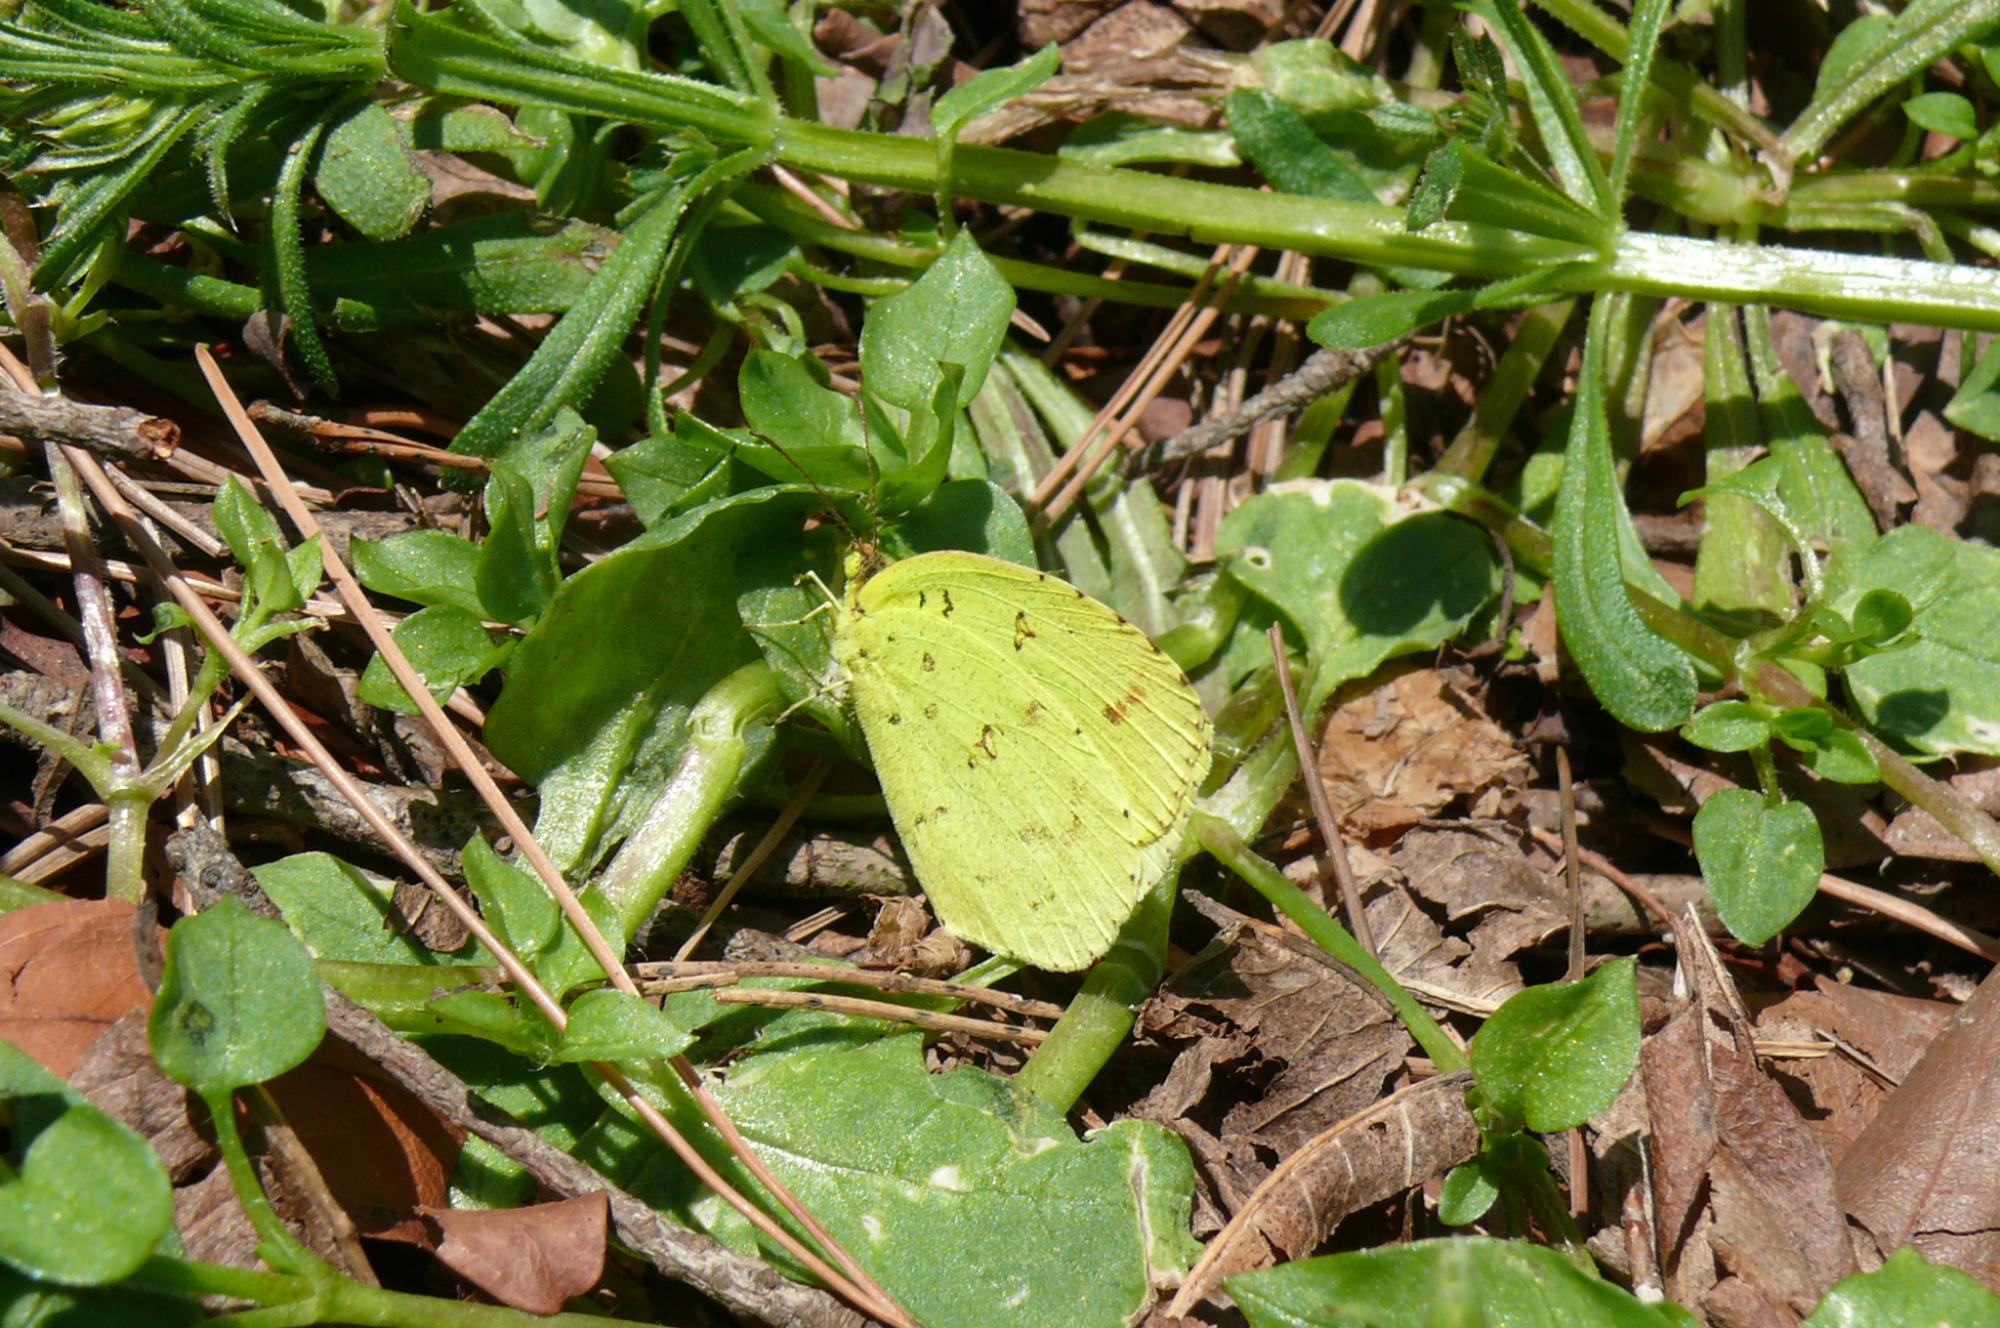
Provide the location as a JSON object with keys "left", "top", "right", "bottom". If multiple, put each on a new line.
{"left": 1166, "top": 1071, "right": 1479, "bottom": 1316}
{"left": 1757, "top": 981, "right": 1954, "bottom": 1156}
{"left": 1645, "top": 915, "right": 1855, "bottom": 1321}
{"left": 0, "top": 898, "right": 154, "bottom": 1075}
{"left": 70, "top": 1009, "right": 212, "bottom": 1180}
{"left": 1837, "top": 962, "right": 2000, "bottom": 1289}
{"left": 1317, "top": 666, "right": 1531, "bottom": 844}
{"left": 426, "top": 1192, "right": 609, "bottom": 1315}
{"left": 266, "top": 1035, "right": 460, "bottom": 1245}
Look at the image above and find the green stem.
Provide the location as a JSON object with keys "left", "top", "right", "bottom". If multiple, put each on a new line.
{"left": 592, "top": 661, "right": 783, "bottom": 938}
{"left": 1017, "top": 873, "right": 1175, "bottom": 1112}
{"left": 203, "top": 1087, "right": 326, "bottom": 1278}
{"left": 1434, "top": 299, "right": 1578, "bottom": 485}
{"left": 0, "top": 699, "right": 115, "bottom": 786}
{"left": 1192, "top": 814, "right": 1467, "bottom": 1072}
{"left": 124, "top": 1254, "right": 615, "bottom": 1327}
{"left": 1780, "top": 0, "right": 2000, "bottom": 162}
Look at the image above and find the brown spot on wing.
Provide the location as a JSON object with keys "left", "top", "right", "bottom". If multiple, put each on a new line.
{"left": 1013, "top": 611, "right": 1036, "bottom": 650}
{"left": 1102, "top": 683, "right": 1149, "bottom": 725}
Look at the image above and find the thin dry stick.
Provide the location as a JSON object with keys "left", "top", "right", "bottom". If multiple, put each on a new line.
{"left": 1266, "top": 623, "right": 1378, "bottom": 957}
{"left": 189, "top": 350, "right": 904, "bottom": 1326}
{"left": 1554, "top": 747, "right": 1588, "bottom": 1222}
{"left": 635, "top": 960, "right": 1067, "bottom": 1020}
{"left": 64, "top": 448, "right": 903, "bottom": 1327}
{"left": 1037, "top": 246, "right": 1263, "bottom": 525}
{"left": 1527, "top": 825, "right": 1676, "bottom": 928}
{"left": 1027, "top": 241, "right": 1235, "bottom": 511}
{"left": 705, "top": 988, "right": 1049, "bottom": 1044}
{"left": 0, "top": 801, "right": 108, "bottom": 876}
{"left": 1815, "top": 870, "right": 2000, "bottom": 961}
{"left": 676, "top": 762, "right": 829, "bottom": 960}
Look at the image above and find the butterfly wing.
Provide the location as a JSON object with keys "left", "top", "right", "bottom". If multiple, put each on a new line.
{"left": 834, "top": 552, "right": 1211, "bottom": 971}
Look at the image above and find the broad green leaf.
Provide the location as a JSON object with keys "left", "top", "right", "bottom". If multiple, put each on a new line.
{"left": 1682, "top": 701, "right": 1771, "bottom": 753}
{"left": 933, "top": 44, "right": 1060, "bottom": 144}
{"left": 1469, "top": 957, "right": 1639, "bottom": 1134}
{"left": 149, "top": 897, "right": 327, "bottom": 1094}
{"left": 0, "top": 1267, "right": 201, "bottom": 1327}
{"left": 316, "top": 101, "right": 430, "bottom": 241}
{"left": 532, "top": 889, "right": 629, "bottom": 1002}
{"left": 553, "top": 989, "right": 692, "bottom": 1063}
{"left": 1813, "top": 15, "right": 1895, "bottom": 105}
{"left": 356, "top": 604, "right": 509, "bottom": 714}
{"left": 484, "top": 489, "right": 810, "bottom": 871}
{"left": 1806, "top": 1247, "right": 2000, "bottom": 1327}
{"left": 1692, "top": 789, "right": 1823, "bottom": 946}
{"left": 583, "top": 1027, "right": 1198, "bottom": 1328}
{"left": 1742, "top": 307, "right": 1879, "bottom": 555}
{"left": 1214, "top": 480, "right": 1498, "bottom": 712}
{"left": 1904, "top": 91, "right": 1978, "bottom": 140}
{"left": 462, "top": 834, "right": 560, "bottom": 959}
{"left": 1552, "top": 303, "right": 1697, "bottom": 732}
{"left": 1692, "top": 304, "right": 1793, "bottom": 619}
{"left": 353, "top": 530, "right": 487, "bottom": 617}
{"left": 880, "top": 479, "right": 1036, "bottom": 569}
{"left": 1230, "top": 1237, "right": 1699, "bottom": 1328}
{"left": 254, "top": 851, "right": 473, "bottom": 965}
{"left": 305, "top": 214, "right": 605, "bottom": 323}
{"left": 481, "top": 405, "right": 595, "bottom": 612}
{"left": 690, "top": 216, "right": 798, "bottom": 306}
{"left": 740, "top": 349, "right": 868, "bottom": 461}
{"left": 602, "top": 430, "right": 736, "bottom": 527}
{"left": 477, "top": 469, "right": 558, "bottom": 625}
{"left": 424, "top": 1036, "right": 602, "bottom": 1209}
{"left": 1849, "top": 588, "right": 1914, "bottom": 646}
{"left": 1831, "top": 526, "right": 2000, "bottom": 755}
{"left": 1801, "top": 730, "right": 1880, "bottom": 784}
{"left": 0, "top": 1043, "right": 172, "bottom": 1286}
{"left": 859, "top": 229, "right": 1013, "bottom": 413}
{"left": 1308, "top": 289, "right": 1474, "bottom": 350}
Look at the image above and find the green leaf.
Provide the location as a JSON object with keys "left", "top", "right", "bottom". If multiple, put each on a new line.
{"left": 690, "top": 216, "right": 799, "bottom": 306}
{"left": 553, "top": 989, "right": 693, "bottom": 1063}
{"left": 0, "top": 1044, "right": 172, "bottom": 1286}
{"left": 1692, "top": 789, "right": 1823, "bottom": 946}
{"left": 932, "top": 44, "right": 1060, "bottom": 145}
{"left": 484, "top": 489, "right": 808, "bottom": 871}
{"left": 1606, "top": 0, "right": 1673, "bottom": 208}
{"left": 1904, "top": 90, "right": 1979, "bottom": 140}
{"left": 1849, "top": 588, "right": 1914, "bottom": 646}
{"left": 476, "top": 408, "right": 594, "bottom": 623}
{"left": 357, "top": 605, "right": 509, "bottom": 714}
{"left": 1682, "top": 700, "right": 1771, "bottom": 753}
{"left": 253, "top": 851, "right": 473, "bottom": 965}
{"left": 1230, "top": 1237, "right": 1699, "bottom": 1328}
{"left": 149, "top": 897, "right": 327, "bottom": 1094}
{"left": 1469, "top": 957, "right": 1639, "bottom": 1135}
{"left": 0, "top": 1266, "right": 201, "bottom": 1327}
{"left": 315, "top": 100, "right": 430, "bottom": 241}
{"left": 736, "top": 0, "right": 836, "bottom": 77}
{"left": 1405, "top": 139, "right": 1463, "bottom": 231}
{"left": 584, "top": 1027, "right": 1198, "bottom": 1328}
{"left": 268, "top": 112, "right": 339, "bottom": 395}
{"left": 477, "top": 469, "right": 558, "bottom": 625}
{"left": 532, "top": 890, "right": 630, "bottom": 1002}
{"left": 603, "top": 429, "right": 736, "bottom": 526}
{"left": 353, "top": 530, "right": 487, "bottom": 617}
{"left": 1832, "top": 526, "right": 2000, "bottom": 755}
{"left": 213, "top": 476, "right": 299, "bottom": 617}
{"left": 1801, "top": 730, "right": 1880, "bottom": 785}
{"left": 452, "top": 178, "right": 700, "bottom": 458}
{"left": 859, "top": 229, "right": 1014, "bottom": 414}
{"left": 462, "top": 833, "right": 560, "bottom": 960}
{"left": 1806, "top": 1247, "right": 2000, "bottom": 1327}
{"left": 1464, "top": 1, "right": 1610, "bottom": 213}
{"left": 1945, "top": 331, "right": 2000, "bottom": 443}
{"left": 1214, "top": 480, "right": 1498, "bottom": 712}
{"left": 1308, "top": 289, "right": 1475, "bottom": 350}
{"left": 1228, "top": 88, "right": 1380, "bottom": 207}
{"left": 1552, "top": 302, "right": 1697, "bottom": 732}
{"left": 1059, "top": 114, "right": 1240, "bottom": 169}
{"left": 1437, "top": 1162, "right": 1499, "bottom": 1225}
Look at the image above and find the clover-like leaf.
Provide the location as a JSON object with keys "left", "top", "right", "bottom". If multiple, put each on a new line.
{"left": 1693, "top": 788, "right": 1823, "bottom": 946}
{"left": 149, "top": 896, "right": 326, "bottom": 1094}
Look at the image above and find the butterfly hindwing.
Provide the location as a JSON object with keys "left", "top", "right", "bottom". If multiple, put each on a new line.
{"left": 833, "top": 552, "right": 1211, "bottom": 971}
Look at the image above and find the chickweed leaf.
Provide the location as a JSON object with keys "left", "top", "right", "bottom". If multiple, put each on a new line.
{"left": 1308, "top": 289, "right": 1476, "bottom": 349}
{"left": 1437, "top": 1161, "right": 1500, "bottom": 1225}
{"left": 1469, "top": 957, "right": 1639, "bottom": 1135}
{"left": 1230, "top": 1236, "right": 1699, "bottom": 1328}
{"left": 149, "top": 896, "right": 327, "bottom": 1095}
{"left": 552, "top": 989, "right": 693, "bottom": 1063}
{"left": 1805, "top": 1247, "right": 2000, "bottom": 1327}
{"left": 1904, "top": 91, "right": 1978, "bottom": 141}
{"left": 932, "top": 44, "right": 1060, "bottom": 146}
{"left": 0, "top": 1044, "right": 172, "bottom": 1286}
{"left": 1682, "top": 700, "right": 1771, "bottom": 753}
{"left": 357, "top": 604, "right": 510, "bottom": 714}
{"left": 859, "top": 229, "right": 1013, "bottom": 413}
{"left": 463, "top": 833, "right": 561, "bottom": 959}
{"left": 1693, "top": 789, "right": 1823, "bottom": 946}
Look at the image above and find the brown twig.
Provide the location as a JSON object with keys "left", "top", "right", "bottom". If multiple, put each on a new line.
{"left": 0, "top": 390, "right": 179, "bottom": 460}
{"left": 675, "top": 763, "right": 829, "bottom": 960}
{"left": 1145, "top": 342, "right": 1398, "bottom": 470}
{"left": 632, "top": 960, "right": 1067, "bottom": 1020}
{"left": 703, "top": 987, "right": 1049, "bottom": 1044}
{"left": 1267, "top": 622, "right": 1377, "bottom": 956}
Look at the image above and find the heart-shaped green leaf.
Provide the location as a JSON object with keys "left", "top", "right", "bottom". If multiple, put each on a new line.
{"left": 1693, "top": 789, "right": 1823, "bottom": 945}
{"left": 1469, "top": 958, "right": 1639, "bottom": 1134}
{"left": 149, "top": 896, "right": 327, "bottom": 1094}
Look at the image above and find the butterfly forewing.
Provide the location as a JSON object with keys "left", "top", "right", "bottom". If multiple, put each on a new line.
{"left": 835, "top": 552, "right": 1211, "bottom": 971}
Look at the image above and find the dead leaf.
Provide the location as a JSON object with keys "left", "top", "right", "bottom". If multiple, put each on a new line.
{"left": 0, "top": 898, "right": 153, "bottom": 1076}
{"left": 266, "top": 1034, "right": 461, "bottom": 1244}
{"left": 69, "top": 1009, "right": 212, "bottom": 1179}
{"left": 1837, "top": 961, "right": 2000, "bottom": 1289}
{"left": 1757, "top": 980, "right": 1954, "bottom": 1157}
{"left": 1644, "top": 914, "right": 1856, "bottom": 1320}
{"left": 1165, "top": 1071, "right": 1479, "bottom": 1316}
{"left": 1317, "top": 666, "right": 1532, "bottom": 844}
{"left": 425, "top": 1192, "right": 608, "bottom": 1314}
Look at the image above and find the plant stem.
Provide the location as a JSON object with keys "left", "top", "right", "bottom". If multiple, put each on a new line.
{"left": 1192, "top": 814, "right": 1467, "bottom": 1072}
